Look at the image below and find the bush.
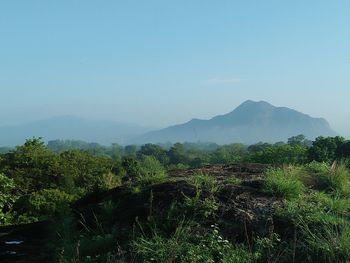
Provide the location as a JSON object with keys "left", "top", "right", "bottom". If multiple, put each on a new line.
{"left": 137, "top": 155, "right": 168, "bottom": 186}
{"left": 262, "top": 167, "right": 304, "bottom": 199}
{"left": 14, "top": 188, "right": 74, "bottom": 222}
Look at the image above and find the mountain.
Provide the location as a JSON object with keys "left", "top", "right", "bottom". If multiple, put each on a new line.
{"left": 134, "top": 100, "right": 337, "bottom": 145}
{"left": 0, "top": 116, "right": 151, "bottom": 146}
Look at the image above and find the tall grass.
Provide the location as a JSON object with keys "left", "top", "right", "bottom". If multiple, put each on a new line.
{"left": 262, "top": 167, "right": 304, "bottom": 199}
{"left": 299, "top": 219, "right": 350, "bottom": 263}
{"left": 133, "top": 222, "right": 255, "bottom": 263}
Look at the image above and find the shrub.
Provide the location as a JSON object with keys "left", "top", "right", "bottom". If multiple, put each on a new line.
{"left": 14, "top": 188, "right": 74, "bottom": 222}
{"left": 137, "top": 155, "right": 168, "bottom": 186}
{"left": 97, "top": 171, "right": 121, "bottom": 190}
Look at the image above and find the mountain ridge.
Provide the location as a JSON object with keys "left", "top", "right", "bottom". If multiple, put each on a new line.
{"left": 134, "top": 100, "right": 337, "bottom": 144}
{"left": 0, "top": 101, "right": 338, "bottom": 146}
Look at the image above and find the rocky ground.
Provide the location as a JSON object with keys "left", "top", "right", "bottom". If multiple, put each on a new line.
{"left": 0, "top": 163, "right": 285, "bottom": 262}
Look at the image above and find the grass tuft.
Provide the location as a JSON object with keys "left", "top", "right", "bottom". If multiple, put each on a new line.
{"left": 262, "top": 167, "right": 304, "bottom": 200}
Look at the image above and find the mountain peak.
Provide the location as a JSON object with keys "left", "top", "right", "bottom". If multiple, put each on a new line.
{"left": 137, "top": 100, "right": 337, "bottom": 144}
{"left": 237, "top": 100, "right": 274, "bottom": 110}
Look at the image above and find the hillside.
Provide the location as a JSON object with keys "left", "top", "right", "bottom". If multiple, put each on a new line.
{"left": 136, "top": 100, "right": 337, "bottom": 144}
{"left": 3, "top": 163, "right": 350, "bottom": 262}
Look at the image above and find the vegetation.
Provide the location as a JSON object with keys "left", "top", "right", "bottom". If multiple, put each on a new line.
{"left": 2, "top": 135, "right": 350, "bottom": 262}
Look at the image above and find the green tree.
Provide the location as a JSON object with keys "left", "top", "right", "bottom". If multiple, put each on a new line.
{"left": 287, "top": 134, "right": 306, "bottom": 146}
{"left": 308, "top": 136, "right": 346, "bottom": 163}
{"left": 0, "top": 173, "right": 16, "bottom": 225}
{"left": 168, "top": 143, "right": 187, "bottom": 165}
{"left": 0, "top": 138, "right": 59, "bottom": 194}
{"left": 13, "top": 188, "right": 74, "bottom": 222}
{"left": 249, "top": 145, "right": 307, "bottom": 164}
{"left": 124, "top": 145, "right": 138, "bottom": 156}
{"left": 138, "top": 144, "right": 169, "bottom": 165}
{"left": 122, "top": 156, "right": 142, "bottom": 181}
{"left": 211, "top": 144, "right": 247, "bottom": 164}
{"left": 58, "top": 150, "right": 114, "bottom": 194}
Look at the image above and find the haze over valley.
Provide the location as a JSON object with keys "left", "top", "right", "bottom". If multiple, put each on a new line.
{"left": 0, "top": 100, "right": 337, "bottom": 146}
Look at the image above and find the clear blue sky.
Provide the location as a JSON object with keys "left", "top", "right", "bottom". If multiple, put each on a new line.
{"left": 1, "top": 1, "right": 349, "bottom": 136}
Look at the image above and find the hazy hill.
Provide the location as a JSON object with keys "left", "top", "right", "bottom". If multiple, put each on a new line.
{"left": 134, "top": 100, "right": 337, "bottom": 145}
{"left": 0, "top": 116, "right": 151, "bottom": 146}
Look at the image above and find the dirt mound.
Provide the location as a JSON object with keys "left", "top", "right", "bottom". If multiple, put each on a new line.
{"left": 72, "top": 164, "right": 281, "bottom": 243}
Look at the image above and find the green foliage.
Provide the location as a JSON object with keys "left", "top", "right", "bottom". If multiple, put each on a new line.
{"left": 183, "top": 174, "right": 219, "bottom": 218}
{"left": 223, "top": 176, "right": 242, "bottom": 185}
{"left": 183, "top": 194, "right": 219, "bottom": 219}
{"left": 299, "top": 220, "right": 350, "bottom": 263}
{"left": 308, "top": 136, "right": 347, "bottom": 163}
{"left": 139, "top": 155, "right": 166, "bottom": 177}
{"left": 0, "top": 173, "right": 16, "bottom": 225}
{"left": 0, "top": 137, "right": 59, "bottom": 194}
{"left": 325, "top": 161, "right": 350, "bottom": 196}
{"left": 3, "top": 136, "right": 350, "bottom": 261}
{"left": 58, "top": 150, "right": 115, "bottom": 194}
{"left": 124, "top": 144, "right": 138, "bottom": 156}
{"left": 168, "top": 143, "right": 187, "bottom": 165}
{"left": 97, "top": 171, "right": 122, "bottom": 190}
{"left": 123, "top": 155, "right": 168, "bottom": 186}
{"left": 133, "top": 223, "right": 255, "bottom": 263}
{"left": 301, "top": 161, "right": 350, "bottom": 196}
{"left": 188, "top": 173, "right": 219, "bottom": 194}
{"left": 122, "top": 156, "right": 142, "bottom": 180}
{"left": 210, "top": 144, "right": 247, "bottom": 164}
{"left": 139, "top": 144, "right": 169, "bottom": 165}
{"left": 249, "top": 145, "right": 308, "bottom": 165}
{"left": 276, "top": 188, "right": 350, "bottom": 262}
{"left": 287, "top": 134, "right": 310, "bottom": 147}
{"left": 167, "top": 163, "right": 190, "bottom": 171}
{"left": 262, "top": 167, "right": 305, "bottom": 199}
{"left": 14, "top": 188, "right": 74, "bottom": 222}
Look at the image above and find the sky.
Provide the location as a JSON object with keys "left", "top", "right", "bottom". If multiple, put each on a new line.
{"left": 1, "top": 1, "right": 350, "bottom": 136}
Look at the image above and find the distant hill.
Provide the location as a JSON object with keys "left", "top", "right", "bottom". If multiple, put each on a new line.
{"left": 134, "top": 100, "right": 337, "bottom": 145}
{"left": 0, "top": 116, "right": 151, "bottom": 146}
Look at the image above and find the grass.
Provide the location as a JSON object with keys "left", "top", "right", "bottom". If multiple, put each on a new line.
{"left": 299, "top": 218, "right": 350, "bottom": 263}
{"left": 183, "top": 173, "right": 220, "bottom": 218}
{"left": 133, "top": 222, "right": 255, "bottom": 263}
{"left": 223, "top": 176, "right": 242, "bottom": 185}
{"left": 187, "top": 172, "right": 219, "bottom": 194}
{"left": 136, "top": 172, "right": 168, "bottom": 187}
{"left": 301, "top": 161, "right": 350, "bottom": 196}
{"left": 56, "top": 162, "right": 350, "bottom": 263}
{"left": 262, "top": 167, "right": 305, "bottom": 200}
{"left": 275, "top": 170, "right": 350, "bottom": 263}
